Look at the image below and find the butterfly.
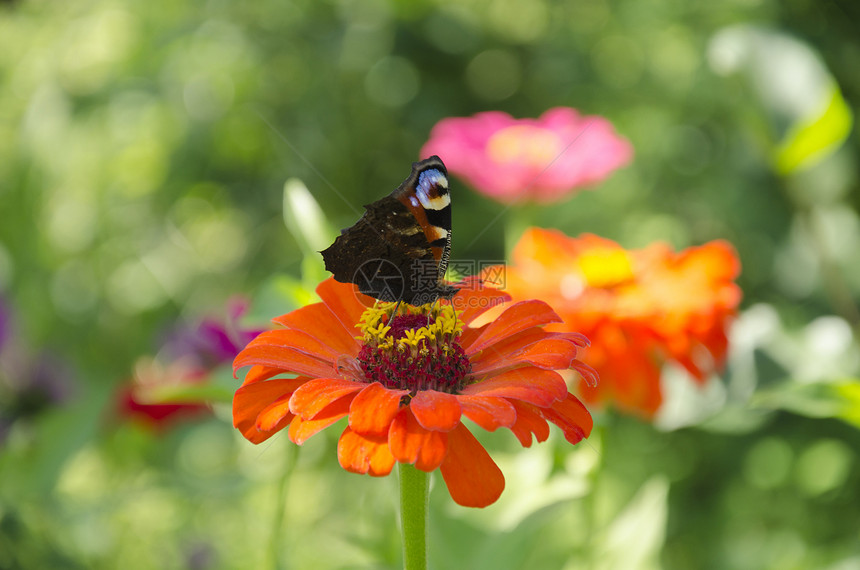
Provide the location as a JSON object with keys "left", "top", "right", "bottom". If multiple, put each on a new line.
{"left": 321, "top": 155, "right": 457, "bottom": 306}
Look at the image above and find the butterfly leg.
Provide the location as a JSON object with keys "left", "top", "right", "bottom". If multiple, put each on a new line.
{"left": 427, "top": 298, "right": 442, "bottom": 327}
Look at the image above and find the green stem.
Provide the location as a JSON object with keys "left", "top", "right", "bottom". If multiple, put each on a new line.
{"left": 399, "top": 463, "right": 429, "bottom": 570}
{"left": 504, "top": 203, "right": 538, "bottom": 258}
{"left": 268, "top": 442, "right": 299, "bottom": 570}
{"left": 783, "top": 175, "right": 860, "bottom": 329}
{"left": 798, "top": 207, "right": 860, "bottom": 328}
{"left": 584, "top": 421, "right": 606, "bottom": 570}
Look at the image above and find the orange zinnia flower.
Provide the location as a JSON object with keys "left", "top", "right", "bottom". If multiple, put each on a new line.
{"left": 489, "top": 228, "right": 741, "bottom": 418}
{"left": 232, "top": 277, "right": 595, "bottom": 508}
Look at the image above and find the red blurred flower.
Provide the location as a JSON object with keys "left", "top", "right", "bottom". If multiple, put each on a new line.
{"left": 119, "top": 298, "right": 263, "bottom": 430}
{"left": 233, "top": 278, "right": 595, "bottom": 508}
{"left": 420, "top": 107, "right": 632, "bottom": 204}
{"left": 487, "top": 228, "right": 741, "bottom": 418}
{"left": 117, "top": 359, "right": 211, "bottom": 430}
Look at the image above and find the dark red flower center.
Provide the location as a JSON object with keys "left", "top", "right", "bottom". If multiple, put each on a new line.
{"left": 357, "top": 312, "right": 470, "bottom": 394}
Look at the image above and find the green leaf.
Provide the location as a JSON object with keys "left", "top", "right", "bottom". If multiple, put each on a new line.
{"left": 773, "top": 83, "right": 853, "bottom": 175}
{"left": 833, "top": 380, "right": 860, "bottom": 428}
{"left": 282, "top": 178, "right": 335, "bottom": 256}
{"left": 593, "top": 477, "right": 669, "bottom": 570}
{"left": 750, "top": 378, "right": 860, "bottom": 429}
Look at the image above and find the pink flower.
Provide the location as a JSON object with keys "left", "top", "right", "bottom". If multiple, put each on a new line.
{"left": 420, "top": 107, "right": 633, "bottom": 204}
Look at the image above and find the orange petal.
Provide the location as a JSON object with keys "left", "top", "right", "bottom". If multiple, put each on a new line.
{"left": 337, "top": 426, "right": 395, "bottom": 477}
{"left": 410, "top": 390, "right": 462, "bottom": 432}
{"left": 451, "top": 285, "right": 511, "bottom": 325}
{"left": 462, "top": 368, "right": 567, "bottom": 407}
{"left": 467, "top": 328, "right": 587, "bottom": 372}
{"left": 234, "top": 345, "right": 335, "bottom": 379}
{"left": 579, "top": 341, "right": 663, "bottom": 417}
{"left": 273, "top": 302, "right": 360, "bottom": 356}
{"left": 349, "top": 382, "right": 407, "bottom": 437}
{"left": 508, "top": 401, "right": 550, "bottom": 447}
{"left": 510, "top": 337, "right": 581, "bottom": 366}
{"left": 315, "top": 278, "right": 373, "bottom": 336}
{"left": 457, "top": 395, "right": 516, "bottom": 431}
{"left": 572, "top": 360, "right": 599, "bottom": 388}
{"left": 247, "top": 329, "right": 343, "bottom": 362}
{"left": 256, "top": 395, "right": 293, "bottom": 432}
{"left": 467, "top": 328, "right": 547, "bottom": 364}
{"left": 471, "top": 338, "right": 581, "bottom": 375}
{"left": 478, "top": 329, "right": 589, "bottom": 358}
{"left": 233, "top": 377, "right": 308, "bottom": 444}
{"left": 288, "top": 396, "right": 351, "bottom": 444}
{"left": 540, "top": 393, "right": 593, "bottom": 445}
{"left": 439, "top": 424, "right": 504, "bottom": 508}
{"left": 465, "top": 300, "right": 562, "bottom": 355}
{"left": 458, "top": 323, "right": 489, "bottom": 352}
{"left": 289, "top": 377, "right": 364, "bottom": 419}
{"left": 493, "top": 325, "right": 547, "bottom": 347}
{"left": 388, "top": 407, "right": 448, "bottom": 471}
{"left": 239, "top": 365, "right": 289, "bottom": 386}
{"left": 553, "top": 331, "right": 590, "bottom": 347}
{"left": 684, "top": 240, "right": 741, "bottom": 281}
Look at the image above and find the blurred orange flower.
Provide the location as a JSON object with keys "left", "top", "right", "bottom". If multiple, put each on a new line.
{"left": 232, "top": 278, "right": 595, "bottom": 508}
{"left": 487, "top": 228, "right": 742, "bottom": 418}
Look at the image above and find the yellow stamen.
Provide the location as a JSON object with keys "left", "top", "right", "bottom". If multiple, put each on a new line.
{"left": 356, "top": 301, "right": 465, "bottom": 350}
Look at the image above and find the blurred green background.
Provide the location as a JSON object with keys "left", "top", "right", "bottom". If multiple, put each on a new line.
{"left": 1, "top": 0, "right": 860, "bottom": 568}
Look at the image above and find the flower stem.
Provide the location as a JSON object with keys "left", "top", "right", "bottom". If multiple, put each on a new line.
{"left": 505, "top": 203, "right": 537, "bottom": 257}
{"left": 268, "top": 442, "right": 299, "bottom": 570}
{"left": 399, "top": 463, "right": 429, "bottom": 570}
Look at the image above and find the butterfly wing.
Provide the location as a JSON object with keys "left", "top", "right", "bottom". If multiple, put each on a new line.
{"left": 391, "top": 156, "right": 452, "bottom": 280}
{"left": 321, "top": 195, "right": 436, "bottom": 303}
{"left": 321, "top": 156, "right": 456, "bottom": 305}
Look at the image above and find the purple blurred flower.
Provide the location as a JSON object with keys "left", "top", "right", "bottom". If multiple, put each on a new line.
{"left": 0, "top": 296, "right": 75, "bottom": 443}
{"left": 119, "top": 297, "right": 265, "bottom": 429}
{"left": 162, "top": 297, "right": 265, "bottom": 370}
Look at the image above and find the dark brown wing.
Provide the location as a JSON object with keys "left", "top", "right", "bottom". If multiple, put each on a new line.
{"left": 320, "top": 157, "right": 457, "bottom": 305}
